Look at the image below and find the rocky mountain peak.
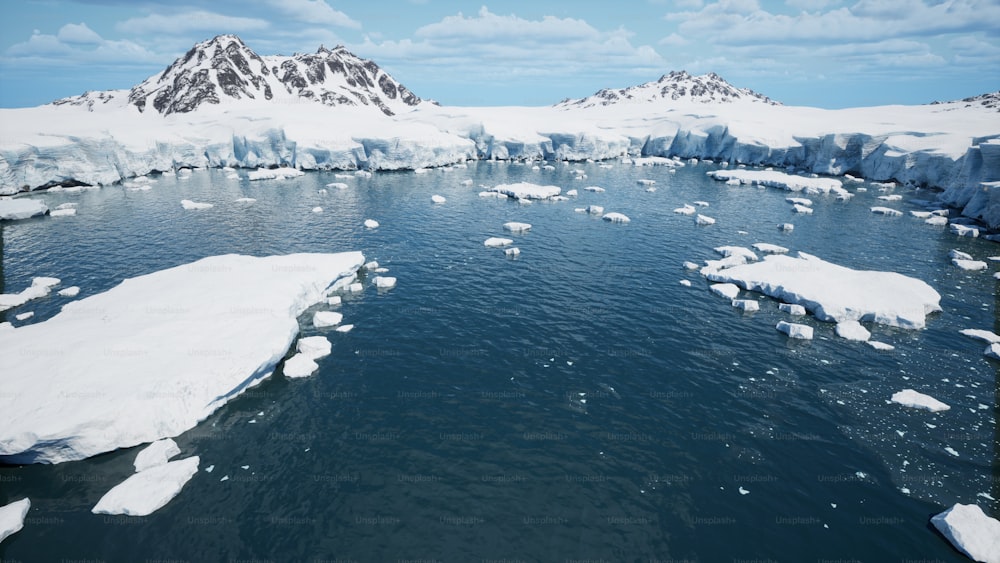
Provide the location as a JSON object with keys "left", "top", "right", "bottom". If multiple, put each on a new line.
{"left": 557, "top": 70, "right": 781, "bottom": 109}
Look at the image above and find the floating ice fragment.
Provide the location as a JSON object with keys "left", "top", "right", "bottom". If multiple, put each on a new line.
{"left": 695, "top": 214, "right": 715, "bottom": 226}
{"left": 674, "top": 204, "right": 696, "bottom": 215}
{"left": 890, "top": 389, "right": 950, "bottom": 412}
{"left": 776, "top": 321, "right": 813, "bottom": 340}
{"left": 679, "top": 280, "right": 692, "bottom": 287}
{"left": 363, "top": 219, "right": 379, "bottom": 229}
{"left": 732, "top": 299, "right": 759, "bottom": 312}
{"left": 134, "top": 439, "right": 181, "bottom": 472}
{"left": 92, "top": 457, "right": 199, "bottom": 516}
{"left": 374, "top": 276, "right": 397, "bottom": 289}
{"left": 931, "top": 503, "right": 1000, "bottom": 563}
{"left": 778, "top": 223, "right": 794, "bottom": 231}
{"left": 503, "top": 222, "right": 532, "bottom": 233}
{"left": 870, "top": 207, "right": 902, "bottom": 217}
{"left": 0, "top": 498, "right": 30, "bottom": 544}
{"left": 313, "top": 311, "right": 343, "bottom": 328}
{"left": 283, "top": 353, "right": 319, "bottom": 378}
{"left": 485, "top": 237, "right": 514, "bottom": 248}
{"left": 505, "top": 247, "right": 520, "bottom": 257}
{"left": 335, "top": 324, "right": 354, "bottom": 333}
{"left": 835, "top": 321, "right": 871, "bottom": 342}
{"left": 431, "top": 195, "right": 446, "bottom": 204}
{"left": 603, "top": 212, "right": 630, "bottom": 223}
{"left": 297, "top": 336, "right": 331, "bottom": 360}
{"left": 710, "top": 283, "right": 740, "bottom": 300}
{"left": 180, "top": 200, "right": 212, "bottom": 210}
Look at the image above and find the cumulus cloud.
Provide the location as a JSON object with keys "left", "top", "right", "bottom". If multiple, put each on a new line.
{"left": 265, "top": 0, "right": 361, "bottom": 29}
{"left": 116, "top": 11, "right": 269, "bottom": 35}
{"left": 57, "top": 23, "right": 103, "bottom": 45}
{"left": 356, "top": 7, "right": 664, "bottom": 76}
{"left": 3, "top": 27, "right": 161, "bottom": 67}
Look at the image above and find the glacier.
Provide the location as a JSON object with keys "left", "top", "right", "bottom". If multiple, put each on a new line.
{"left": 0, "top": 35, "right": 998, "bottom": 227}
{"left": 0, "top": 252, "right": 364, "bottom": 464}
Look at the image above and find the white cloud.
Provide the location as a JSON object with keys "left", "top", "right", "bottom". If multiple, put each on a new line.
{"left": 265, "top": 0, "right": 361, "bottom": 29}
{"left": 4, "top": 28, "right": 161, "bottom": 67}
{"left": 57, "top": 23, "right": 102, "bottom": 45}
{"left": 785, "top": 0, "right": 840, "bottom": 10}
{"left": 116, "top": 11, "right": 269, "bottom": 35}
{"left": 658, "top": 33, "right": 689, "bottom": 46}
{"left": 359, "top": 7, "right": 663, "bottom": 74}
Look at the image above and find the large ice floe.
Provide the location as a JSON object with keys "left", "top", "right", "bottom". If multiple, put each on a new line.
{"left": 0, "top": 498, "right": 30, "bottom": 544}
{"left": 931, "top": 503, "right": 1000, "bottom": 563}
{"left": 703, "top": 251, "right": 941, "bottom": 329}
{"left": 0, "top": 198, "right": 48, "bottom": 221}
{"left": 0, "top": 252, "right": 364, "bottom": 464}
{"left": 92, "top": 456, "right": 200, "bottom": 516}
{"left": 708, "top": 170, "right": 848, "bottom": 196}
{"left": 486, "top": 183, "right": 561, "bottom": 200}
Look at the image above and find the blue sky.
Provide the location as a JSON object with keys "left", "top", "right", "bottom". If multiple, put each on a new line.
{"left": 0, "top": 0, "right": 997, "bottom": 108}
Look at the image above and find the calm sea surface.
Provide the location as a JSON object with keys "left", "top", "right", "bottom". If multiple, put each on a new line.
{"left": 1, "top": 160, "right": 997, "bottom": 562}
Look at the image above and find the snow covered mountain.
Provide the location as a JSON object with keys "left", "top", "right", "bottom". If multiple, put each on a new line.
{"left": 555, "top": 70, "right": 781, "bottom": 109}
{"left": 51, "top": 34, "right": 422, "bottom": 116}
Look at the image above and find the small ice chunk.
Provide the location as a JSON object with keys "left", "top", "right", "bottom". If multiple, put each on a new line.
{"left": 92, "top": 456, "right": 199, "bottom": 517}
{"left": 674, "top": 204, "right": 696, "bottom": 215}
{"left": 910, "top": 211, "right": 932, "bottom": 218}
{"left": 283, "top": 353, "right": 319, "bottom": 378}
{"left": 738, "top": 487, "right": 750, "bottom": 495}
{"left": 792, "top": 204, "right": 813, "bottom": 214}
{"left": 0, "top": 198, "right": 48, "bottom": 221}
{"left": 890, "top": 389, "right": 950, "bottom": 412}
{"left": 925, "top": 216, "right": 949, "bottom": 226}
{"left": 930, "top": 503, "right": 1000, "bottom": 563}
{"left": 180, "top": 200, "right": 213, "bottom": 210}
{"left": 776, "top": 321, "right": 813, "bottom": 340}
{"left": 603, "top": 212, "right": 630, "bottom": 223}
{"left": 335, "top": 324, "right": 354, "bottom": 333}
{"left": 297, "top": 336, "right": 332, "bottom": 360}
{"left": 878, "top": 194, "right": 903, "bottom": 201}
{"left": 835, "top": 321, "right": 871, "bottom": 342}
{"left": 950, "top": 224, "right": 979, "bottom": 237}
{"left": 870, "top": 206, "right": 902, "bottom": 217}
{"left": 431, "top": 195, "right": 447, "bottom": 204}
{"left": 50, "top": 208, "right": 77, "bottom": 217}
{"left": 586, "top": 205, "right": 604, "bottom": 215}
{"left": 566, "top": 189, "right": 578, "bottom": 197}
{"left": 637, "top": 179, "right": 656, "bottom": 186}
{"left": 363, "top": 261, "right": 379, "bottom": 271}
{"left": 949, "top": 249, "right": 974, "bottom": 261}
{"left": 683, "top": 261, "right": 700, "bottom": 271}
{"left": 485, "top": 237, "right": 514, "bottom": 248}
{"left": 953, "top": 259, "right": 988, "bottom": 271}
{"left": 710, "top": 283, "right": 740, "bottom": 300}
{"left": 326, "top": 182, "right": 349, "bottom": 190}
{"left": 694, "top": 201, "right": 709, "bottom": 207}
{"left": 505, "top": 247, "right": 520, "bottom": 257}
{"left": 363, "top": 219, "right": 379, "bottom": 229}
{"left": 0, "top": 498, "right": 30, "bottom": 544}
{"left": 374, "top": 276, "right": 397, "bottom": 289}
{"left": 348, "top": 282, "right": 363, "bottom": 293}
{"left": 984, "top": 343, "right": 1000, "bottom": 360}
{"left": 959, "top": 329, "right": 1000, "bottom": 344}
{"left": 584, "top": 186, "right": 605, "bottom": 193}
{"left": 714, "top": 246, "right": 758, "bottom": 261}
{"left": 313, "top": 311, "right": 343, "bottom": 328}
{"left": 235, "top": 198, "right": 256, "bottom": 203}
{"left": 786, "top": 197, "right": 812, "bottom": 206}
{"left": 679, "top": 280, "right": 692, "bottom": 287}
{"left": 695, "top": 214, "right": 716, "bottom": 226}
{"left": 732, "top": 299, "right": 759, "bottom": 312}
{"left": 778, "top": 223, "right": 794, "bottom": 231}
{"left": 503, "top": 222, "right": 532, "bottom": 233}
{"left": 15, "top": 312, "right": 34, "bottom": 321}
{"left": 205, "top": 465, "right": 214, "bottom": 473}
{"left": 312, "top": 207, "right": 323, "bottom": 214}
{"left": 133, "top": 438, "right": 181, "bottom": 472}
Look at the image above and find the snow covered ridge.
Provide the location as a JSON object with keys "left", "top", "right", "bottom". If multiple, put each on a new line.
{"left": 53, "top": 34, "right": 422, "bottom": 117}
{"left": 555, "top": 70, "right": 781, "bottom": 109}
{"left": 0, "top": 252, "right": 364, "bottom": 464}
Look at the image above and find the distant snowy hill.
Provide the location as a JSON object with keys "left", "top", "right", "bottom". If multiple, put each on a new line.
{"left": 51, "top": 34, "right": 422, "bottom": 116}
{"left": 555, "top": 70, "right": 781, "bottom": 109}
{"left": 2, "top": 35, "right": 998, "bottom": 227}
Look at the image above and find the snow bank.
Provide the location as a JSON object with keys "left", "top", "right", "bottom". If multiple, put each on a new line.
{"left": 0, "top": 252, "right": 364, "bottom": 464}
{"left": 92, "top": 456, "right": 200, "bottom": 516}
{"left": 931, "top": 503, "right": 1000, "bottom": 563}
{"left": 0, "top": 498, "right": 30, "bottom": 544}
{"left": 0, "top": 198, "right": 48, "bottom": 220}
{"left": 704, "top": 252, "right": 941, "bottom": 329}
{"left": 891, "top": 389, "right": 950, "bottom": 412}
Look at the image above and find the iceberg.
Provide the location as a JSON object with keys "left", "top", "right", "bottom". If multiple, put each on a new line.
{"left": 180, "top": 199, "right": 213, "bottom": 210}
{"left": 776, "top": 321, "right": 813, "bottom": 340}
{"left": 487, "top": 183, "right": 561, "bottom": 200}
{"left": 313, "top": 311, "right": 344, "bottom": 328}
{"left": 891, "top": 389, "right": 950, "bottom": 412}
{"left": 0, "top": 198, "right": 48, "bottom": 221}
{"left": 282, "top": 353, "right": 319, "bottom": 378}
{"left": 133, "top": 438, "right": 181, "bottom": 472}
{"left": 503, "top": 222, "right": 532, "bottom": 233}
{"left": 835, "top": 320, "right": 871, "bottom": 342}
{"left": 708, "top": 170, "right": 845, "bottom": 196}
{"left": 870, "top": 206, "right": 902, "bottom": 216}
{"left": 0, "top": 277, "right": 61, "bottom": 312}
{"left": 485, "top": 237, "right": 513, "bottom": 248}
{"left": 0, "top": 253, "right": 363, "bottom": 463}
{"left": 0, "top": 498, "right": 30, "bottom": 545}
{"left": 566, "top": 189, "right": 578, "bottom": 196}
{"left": 705, "top": 252, "right": 941, "bottom": 329}
{"left": 92, "top": 456, "right": 200, "bottom": 516}
{"left": 679, "top": 279, "right": 692, "bottom": 287}
{"left": 603, "top": 212, "right": 630, "bottom": 223}
{"left": 931, "top": 503, "right": 1000, "bottom": 563}
{"left": 710, "top": 283, "right": 740, "bottom": 300}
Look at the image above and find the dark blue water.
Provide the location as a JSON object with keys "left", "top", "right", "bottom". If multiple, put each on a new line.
{"left": 1, "top": 161, "right": 996, "bottom": 562}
